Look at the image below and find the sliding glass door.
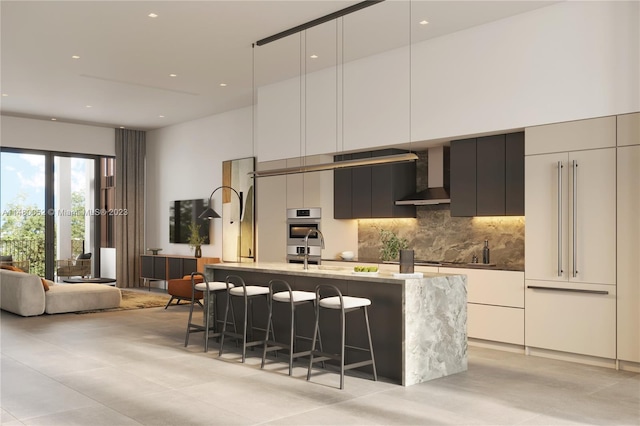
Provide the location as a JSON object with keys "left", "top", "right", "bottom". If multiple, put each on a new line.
{"left": 1, "top": 149, "right": 103, "bottom": 280}
{"left": 0, "top": 151, "right": 47, "bottom": 275}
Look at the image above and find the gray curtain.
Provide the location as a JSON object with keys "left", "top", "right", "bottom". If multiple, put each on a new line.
{"left": 115, "top": 129, "right": 145, "bottom": 288}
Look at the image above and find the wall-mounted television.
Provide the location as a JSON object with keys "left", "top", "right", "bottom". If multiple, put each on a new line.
{"left": 169, "top": 199, "right": 210, "bottom": 244}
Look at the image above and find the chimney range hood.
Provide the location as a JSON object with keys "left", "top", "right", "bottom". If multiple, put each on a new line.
{"left": 396, "top": 146, "right": 451, "bottom": 205}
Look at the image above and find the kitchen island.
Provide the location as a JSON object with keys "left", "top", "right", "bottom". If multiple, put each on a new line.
{"left": 205, "top": 262, "right": 467, "bottom": 386}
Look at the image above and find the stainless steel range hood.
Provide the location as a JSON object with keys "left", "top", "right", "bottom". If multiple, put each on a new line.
{"left": 396, "top": 146, "right": 450, "bottom": 205}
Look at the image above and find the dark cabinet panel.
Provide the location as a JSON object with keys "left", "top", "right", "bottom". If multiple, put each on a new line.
{"left": 505, "top": 132, "right": 525, "bottom": 215}
{"left": 351, "top": 151, "right": 373, "bottom": 218}
{"left": 450, "top": 138, "right": 477, "bottom": 217}
{"left": 141, "top": 256, "right": 153, "bottom": 278}
{"left": 153, "top": 257, "right": 167, "bottom": 280}
{"left": 476, "top": 135, "right": 506, "bottom": 216}
{"left": 451, "top": 132, "right": 524, "bottom": 217}
{"left": 334, "top": 149, "right": 416, "bottom": 219}
{"left": 333, "top": 154, "right": 353, "bottom": 219}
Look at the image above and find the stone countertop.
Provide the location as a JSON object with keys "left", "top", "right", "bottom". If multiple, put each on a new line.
{"left": 207, "top": 262, "right": 463, "bottom": 285}
{"left": 324, "top": 258, "right": 524, "bottom": 272}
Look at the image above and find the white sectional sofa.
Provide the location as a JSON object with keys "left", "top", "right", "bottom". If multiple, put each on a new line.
{"left": 0, "top": 269, "right": 121, "bottom": 316}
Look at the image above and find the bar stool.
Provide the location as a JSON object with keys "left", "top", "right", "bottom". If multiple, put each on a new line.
{"left": 261, "top": 279, "right": 323, "bottom": 376}
{"left": 219, "top": 275, "right": 273, "bottom": 363}
{"left": 306, "top": 284, "right": 377, "bottom": 390}
{"left": 184, "top": 272, "right": 235, "bottom": 353}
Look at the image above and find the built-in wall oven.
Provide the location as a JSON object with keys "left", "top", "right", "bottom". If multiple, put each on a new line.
{"left": 286, "top": 207, "right": 321, "bottom": 264}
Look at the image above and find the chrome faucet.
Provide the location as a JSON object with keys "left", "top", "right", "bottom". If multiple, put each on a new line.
{"left": 303, "top": 228, "right": 325, "bottom": 270}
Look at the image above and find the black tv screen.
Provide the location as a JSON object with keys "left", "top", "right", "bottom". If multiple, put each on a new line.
{"left": 169, "top": 199, "right": 210, "bottom": 244}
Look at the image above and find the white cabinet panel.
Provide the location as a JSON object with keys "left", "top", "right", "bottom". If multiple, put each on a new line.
{"left": 617, "top": 112, "right": 640, "bottom": 147}
{"left": 617, "top": 145, "right": 640, "bottom": 363}
{"left": 525, "top": 153, "right": 569, "bottom": 282}
{"left": 468, "top": 304, "right": 524, "bottom": 345}
{"left": 567, "top": 149, "right": 616, "bottom": 285}
{"left": 439, "top": 268, "right": 524, "bottom": 308}
{"left": 525, "top": 280, "right": 616, "bottom": 359}
{"left": 525, "top": 149, "right": 616, "bottom": 285}
{"left": 256, "top": 160, "right": 287, "bottom": 263}
{"left": 257, "top": 79, "right": 301, "bottom": 162}
{"left": 525, "top": 116, "right": 616, "bottom": 155}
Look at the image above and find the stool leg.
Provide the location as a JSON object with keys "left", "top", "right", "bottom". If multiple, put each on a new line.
{"left": 241, "top": 296, "right": 249, "bottom": 363}
{"left": 219, "top": 291, "right": 232, "bottom": 356}
{"left": 339, "top": 308, "right": 346, "bottom": 390}
{"left": 289, "top": 302, "right": 295, "bottom": 376}
{"left": 306, "top": 302, "right": 320, "bottom": 381}
{"left": 184, "top": 288, "right": 197, "bottom": 347}
{"left": 261, "top": 295, "right": 274, "bottom": 369}
{"left": 203, "top": 292, "right": 211, "bottom": 353}
{"left": 363, "top": 306, "right": 377, "bottom": 381}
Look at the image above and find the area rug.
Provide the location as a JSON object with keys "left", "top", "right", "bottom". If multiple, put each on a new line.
{"left": 75, "top": 289, "right": 170, "bottom": 314}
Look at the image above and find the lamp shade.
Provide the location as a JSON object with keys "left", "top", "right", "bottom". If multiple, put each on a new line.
{"left": 198, "top": 206, "right": 222, "bottom": 220}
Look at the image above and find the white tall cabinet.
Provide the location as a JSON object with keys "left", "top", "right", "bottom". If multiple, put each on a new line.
{"left": 524, "top": 116, "right": 617, "bottom": 360}
{"left": 617, "top": 112, "right": 640, "bottom": 364}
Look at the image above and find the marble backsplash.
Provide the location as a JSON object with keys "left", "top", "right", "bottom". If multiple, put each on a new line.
{"left": 358, "top": 205, "right": 525, "bottom": 271}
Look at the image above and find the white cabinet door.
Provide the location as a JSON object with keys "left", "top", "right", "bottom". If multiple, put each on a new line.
{"left": 525, "top": 152, "right": 569, "bottom": 282}
{"left": 567, "top": 148, "right": 616, "bottom": 285}
{"left": 617, "top": 112, "right": 640, "bottom": 147}
{"left": 468, "top": 304, "right": 524, "bottom": 345}
{"left": 525, "top": 281, "right": 616, "bottom": 359}
{"left": 617, "top": 145, "right": 640, "bottom": 362}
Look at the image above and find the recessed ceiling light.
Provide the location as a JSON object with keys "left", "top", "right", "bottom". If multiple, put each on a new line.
{"left": 72, "top": 55, "right": 80, "bottom": 59}
{"left": 219, "top": 83, "right": 227, "bottom": 87}
{"left": 119, "top": 126, "right": 125, "bottom": 129}
{"left": 310, "top": 54, "right": 318, "bottom": 59}
{"left": 148, "top": 13, "right": 158, "bottom": 18}
{"left": 85, "top": 105, "right": 92, "bottom": 108}
{"left": 51, "top": 118, "right": 57, "bottom": 121}
{"left": 419, "top": 20, "right": 429, "bottom": 25}
{"left": 158, "top": 115, "right": 165, "bottom": 118}
{"left": 169, "top": 73, "right": 177, "bottom": 77}
{"left": 2, "top": 93, "right": 8, "bottom": 97}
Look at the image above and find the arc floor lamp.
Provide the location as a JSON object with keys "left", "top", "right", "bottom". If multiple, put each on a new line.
{"left": 199, "top": 185, "right": 243, "bottom": 261}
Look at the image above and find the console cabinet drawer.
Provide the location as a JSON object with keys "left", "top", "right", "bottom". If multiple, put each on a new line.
{"left": 468, "top": 303, "right": 524, "bottom": 345}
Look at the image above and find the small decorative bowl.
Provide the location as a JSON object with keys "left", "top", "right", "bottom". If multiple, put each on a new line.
{"left": 340, "top": 251, "right": 355, "bottom": 261}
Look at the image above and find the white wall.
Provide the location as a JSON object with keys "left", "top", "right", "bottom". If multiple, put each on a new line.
{"left": 0, "top": 115, "right": 115, "bottom": 155}
{"left": 257, "top": 1, "right": 639, "bottom": 161}
{"left": 410, "top": 0, "right": 639, "bottom": 142}
{"left": 145, "top": 106, "right": 253, "bottom": 259}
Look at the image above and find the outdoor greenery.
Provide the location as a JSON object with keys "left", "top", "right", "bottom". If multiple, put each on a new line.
{"left": 1, "top": 191, "right": 87, "bottom": 276}
{"left": 378, "top": 228, "right": 409, "bottom": 262}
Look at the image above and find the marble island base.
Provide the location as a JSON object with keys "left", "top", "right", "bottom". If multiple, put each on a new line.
{"left": 205, "top": 262, "right": 467, "bottom": 386}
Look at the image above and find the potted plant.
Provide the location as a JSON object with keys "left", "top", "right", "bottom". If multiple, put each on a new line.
{"left": 187, "top": 222, "right": 206, "bottom": 258}
{"left": 379, "top": 228, "right": 408, "bottom": 262}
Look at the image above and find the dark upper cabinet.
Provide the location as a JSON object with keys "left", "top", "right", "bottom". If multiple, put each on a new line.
{"left": 351, "top": 151, "right": 373, "bottom": 218}
{"left": 333, "top": 154, "right": 353, "bottom": 219}
{"left": 476, "top": 135, "right": 506, "bottom": 216}
{"left": 505, "top": 132, "right": 525, "bottom": 215}
{"left": 450, "top": 138, "right": 477, "bottom": 217}
{"left": 450, "top": 132, "right": 524, "bottom": 217}
{"left": 334, "top": 149, "right": 416, "bottom": 219}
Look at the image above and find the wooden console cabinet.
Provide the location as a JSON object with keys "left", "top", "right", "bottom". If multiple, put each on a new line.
{"left": 140, "top": 255, "right": 220, "bottom": 289}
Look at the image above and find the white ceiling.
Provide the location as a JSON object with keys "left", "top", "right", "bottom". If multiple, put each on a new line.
{"left": 0, "top": 1, "right": 556, "bottom": 131}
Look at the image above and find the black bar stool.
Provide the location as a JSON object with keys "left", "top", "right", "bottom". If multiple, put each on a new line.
{"left": 306, "top": 284, "right": 377, "bottom": 390}
{"left": 261, "top": 279, "right": 323, "bottom": 376}
{"left": 184, "top": 272, "right": 235, "bottom": 353}
{"left": 219, "top": 275, "right": 273, "bottom": 363}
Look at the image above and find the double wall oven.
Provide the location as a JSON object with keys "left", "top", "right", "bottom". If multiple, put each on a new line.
{"left": 286, "top": 207, "right": 321, "bottom": 265}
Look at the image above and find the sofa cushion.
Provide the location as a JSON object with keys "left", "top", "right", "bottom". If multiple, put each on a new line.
{"left": 1, "top": 264, "right": 50, "bottom": 291}
{"left": 0, "top": 269, "right": 46, "bottom": 316}
{"left": 45, "top": 284, "right": 121, "bottom": 314}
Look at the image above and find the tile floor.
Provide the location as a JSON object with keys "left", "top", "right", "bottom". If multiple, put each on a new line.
{"left": 1, "top": 298, "right": 638, "bottom": 425}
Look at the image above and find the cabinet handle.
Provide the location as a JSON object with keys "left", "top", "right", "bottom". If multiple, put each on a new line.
{"left": 527, "top": 285, "right": 608, "bottom": 295}
{"left": 572, "top": 160, "right": 578, "bottom": 278}
{"left": 557, "top": 161, "right": 563, "bottom": 277}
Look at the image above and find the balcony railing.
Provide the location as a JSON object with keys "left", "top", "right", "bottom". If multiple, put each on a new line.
{"left": 1, "top": 238, "right": 85, "bottom": 277}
